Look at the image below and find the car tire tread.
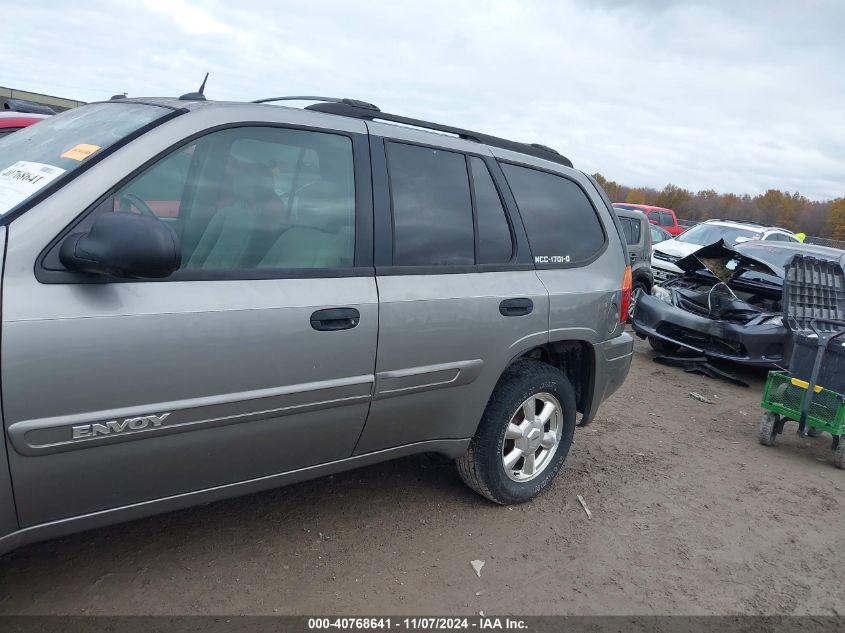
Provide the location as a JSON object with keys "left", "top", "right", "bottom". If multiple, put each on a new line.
{"left": 457, "top": 360, "right": 576, "bottom": 505}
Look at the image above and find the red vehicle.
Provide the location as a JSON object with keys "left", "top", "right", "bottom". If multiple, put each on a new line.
{"left": 613, "top": 203, "right": 684, "bottom": 236}
{"left": 0, "top": 111, "right": 49, "bottom": 139}
{"left": 1, "top": 98, "right": 55, "bottom": 138}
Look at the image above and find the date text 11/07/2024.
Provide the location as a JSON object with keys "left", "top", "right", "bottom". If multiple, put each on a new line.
{"left": 307, "top": 617, "right": 529, "bottom": 630}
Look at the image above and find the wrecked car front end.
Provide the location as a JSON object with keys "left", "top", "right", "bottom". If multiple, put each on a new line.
{"left": 632, "top": 240, "right": 789, "bottom": 367}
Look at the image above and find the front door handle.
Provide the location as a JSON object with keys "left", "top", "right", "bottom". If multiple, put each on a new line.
{"left": 499, "top": 298, "right": 533, "bottom": 317}
{"left": 310, "top": 307, "right": 360, "bottom": 331}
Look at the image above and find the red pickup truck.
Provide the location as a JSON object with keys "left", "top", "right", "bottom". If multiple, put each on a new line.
{"left": 0, "top": 112, "right": 49, "bottom": 139}
{"left": 613, "top": 203, "right": 684, "bottom": 236}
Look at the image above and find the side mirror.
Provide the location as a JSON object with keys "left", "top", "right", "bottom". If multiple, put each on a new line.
{"left": 648, "top": 219, "right": 658, "bottom": 225}
{"left": 60, "top": 212, "right": 181, "bottom": 278}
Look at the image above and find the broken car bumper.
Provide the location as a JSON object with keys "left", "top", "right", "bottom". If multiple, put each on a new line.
{"left": 632, "top": 294, "right": 788, "bottom": 367}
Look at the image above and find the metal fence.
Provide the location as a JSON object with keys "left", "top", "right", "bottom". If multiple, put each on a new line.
{"left": 676, "top": 219, "right": 845, "bottom": 250}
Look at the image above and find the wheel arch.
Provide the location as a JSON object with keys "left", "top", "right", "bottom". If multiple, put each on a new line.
{"left": 632, "top": 270, "right": 652, "bottom": 292}
{"left": 504, "top": 340, "right": 596, "bottom": 423}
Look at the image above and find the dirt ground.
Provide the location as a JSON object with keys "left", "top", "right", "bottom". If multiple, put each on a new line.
{"left": 1, "top": 335, "right": 843, "bottom": 616}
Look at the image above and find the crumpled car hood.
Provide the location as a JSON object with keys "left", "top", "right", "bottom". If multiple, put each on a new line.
{"left": 674, "top": 239, "right": 781, "bottom": 283}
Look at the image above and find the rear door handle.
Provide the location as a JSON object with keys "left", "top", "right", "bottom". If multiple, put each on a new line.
{"left": 499, "top": 298, "right": 533, "bottom": 317}
{"left": 310, "top": 307, "right": 360, "bottom": 331}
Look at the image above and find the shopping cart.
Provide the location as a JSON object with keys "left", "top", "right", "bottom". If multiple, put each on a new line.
{"left": 757, "top": 254, "right": 845, "bottom": 468}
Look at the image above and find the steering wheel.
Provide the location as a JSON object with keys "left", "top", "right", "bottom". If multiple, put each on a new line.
{"left": 117, "top": 193, "right": 159, "bottom": 219}
{"left": 290, "top": 179, "right": 322, "bottom": 198}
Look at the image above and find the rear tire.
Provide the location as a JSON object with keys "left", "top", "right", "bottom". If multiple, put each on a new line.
{"left": 758, "top": 411, "right": 779, "bottom": 446}
{"left": 648, "top": 337, "right": 679, "bottom": 354}
{"left": 457, "top": 360, "right": 576, "bottom": 504}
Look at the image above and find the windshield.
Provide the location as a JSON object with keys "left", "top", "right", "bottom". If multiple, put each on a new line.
{"left": 0, "top": 102, "right": 172, "bottom": 217}
{"left": 676, "top": 223, "right": 758, "bottom": 246}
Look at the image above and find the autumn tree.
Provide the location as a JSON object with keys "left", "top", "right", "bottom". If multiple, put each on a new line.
{"left": 655, "top": 184, "right": 691, "bottom": 213}
{"left": 777, "top": 192, "right": 805, "bottom": 230}
{"left": 591, "top": 173, "right": 627, "bottom": 202}
{"left": 595, "top": 174, "right": 842, "bottom": 241}
{"left": 754, "top": 189, "right": 789, "bottom": 225}
{"left": 828, "top": 198, "right": 845, "bottom": 240}
{"left": 625, "top": 189, "right": 648, "bottom": 204}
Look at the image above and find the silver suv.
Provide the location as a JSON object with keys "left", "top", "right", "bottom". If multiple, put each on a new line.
{"left": 0, "top": 96, "right": 633, "bottom": 554}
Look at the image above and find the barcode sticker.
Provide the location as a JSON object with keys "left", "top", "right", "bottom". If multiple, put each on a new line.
{"left": 0, "top": 161, "right": 66, "bottom": 215}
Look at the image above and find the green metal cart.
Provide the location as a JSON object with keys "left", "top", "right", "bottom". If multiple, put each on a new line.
{"left": 759, "top": 370, "right": 845, "bottom": 468}
{"left": 759, "top": 253, "right": 845, "bottom": 468}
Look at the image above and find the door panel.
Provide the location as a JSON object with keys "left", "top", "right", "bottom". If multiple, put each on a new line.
{"left": 356, "top": 272, "right": 548, "bottom": 453}
{"left": 356, "top": 134, "right": 548, "bottom": 452}
{"left": 3, "top": 275, "right": 377, "bottom": 526}
{"left": 0, "top": 227, "right": 18, "bottom": 539}
{"left": 2, "top": 114, "right": 378, "bottom": 528}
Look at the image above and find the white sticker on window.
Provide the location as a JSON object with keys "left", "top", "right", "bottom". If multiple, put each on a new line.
{"left": 534, "top": 255, "right": 571, "bottom": 264}
{"left": 0, "top": 161, "right": 66, "bottom": 215}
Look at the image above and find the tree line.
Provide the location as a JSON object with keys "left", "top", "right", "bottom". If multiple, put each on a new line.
{"left": 592, "top": 174, "right": 845, "bottom": 240}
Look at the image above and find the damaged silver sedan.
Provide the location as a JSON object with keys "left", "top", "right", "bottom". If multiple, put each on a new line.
{"left": 632, "top": 240, "right": 845, "bottom": 367}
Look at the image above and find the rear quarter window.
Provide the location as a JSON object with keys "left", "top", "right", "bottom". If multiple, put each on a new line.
{"left": 501, "top": 163, "right": 605, "bottom": 266}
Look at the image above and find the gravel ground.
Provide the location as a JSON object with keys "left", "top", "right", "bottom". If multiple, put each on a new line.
{"left": 1, "top": 335, "right": 843, "bottom": 616}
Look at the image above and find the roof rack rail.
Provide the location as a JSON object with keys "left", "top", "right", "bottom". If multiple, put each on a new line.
{"left": 253, "top": 96, "right": 573, "bottom": 168}
{"left": 706, "top": 218, "right": 758, "bottom": 226}
{"left": 253, "top": 96, "right": 380, "bottom": 111}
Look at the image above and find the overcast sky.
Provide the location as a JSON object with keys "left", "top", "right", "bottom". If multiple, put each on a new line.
{"left": 2, "top": 0, "right": 842, "bottom": 200}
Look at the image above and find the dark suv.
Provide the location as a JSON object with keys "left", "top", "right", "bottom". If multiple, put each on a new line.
{"left": 615, "top": 207, "right": 653, "bottom": 319}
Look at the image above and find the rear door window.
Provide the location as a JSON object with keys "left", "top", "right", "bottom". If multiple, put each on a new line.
{"left": 767, "top": 233, "right": 797, "bottom": 242}
{"left": 387, "top": 142, "right": 474, "bottom": 266}
{"left": 501, "top": 163, "right": 605, "bottom": 266}
{"left": 468, "top": 156, "right": 512, "bottom": 264}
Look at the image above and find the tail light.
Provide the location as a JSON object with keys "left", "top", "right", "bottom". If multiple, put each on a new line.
{"left": 620, "top": 265, "right": 633, "bottom": 323}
